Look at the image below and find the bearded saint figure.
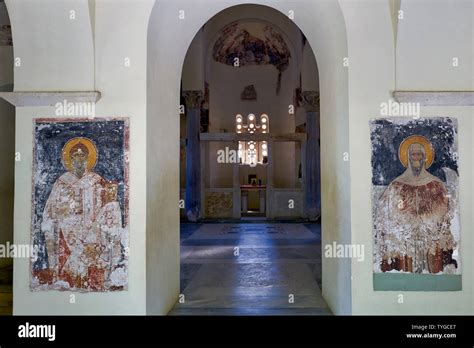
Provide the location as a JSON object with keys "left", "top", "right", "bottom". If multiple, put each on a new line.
{"left": 36, "top": 137, "right": 126, "bottom": 291}
{"left": 375, "top": 135, "right": 458, "bottom": 274}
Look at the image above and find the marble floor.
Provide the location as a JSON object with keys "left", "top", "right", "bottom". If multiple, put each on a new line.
{"left": 169, "top": 222, "right": 331, "bottom": 315}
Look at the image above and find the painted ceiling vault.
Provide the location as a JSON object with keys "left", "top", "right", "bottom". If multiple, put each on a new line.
{"left": 212, "top": 20, "right": 292, "bottom": 93}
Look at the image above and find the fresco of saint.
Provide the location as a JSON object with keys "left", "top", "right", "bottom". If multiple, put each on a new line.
{"left": 36, "top": 137, "right": 126, "bottom": 291}
{"left": 374, "top": 135, "right": 458, "bottom": 274}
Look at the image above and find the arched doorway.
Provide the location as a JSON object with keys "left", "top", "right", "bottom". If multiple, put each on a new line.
{"left": 0, "top": 0, "right": 14, "bottom": 316}
{"left": 175, "top": 4, "right": 327, "bottom": 315}
{"left": 147, "top": 0, "right": 351, "bottom": 315}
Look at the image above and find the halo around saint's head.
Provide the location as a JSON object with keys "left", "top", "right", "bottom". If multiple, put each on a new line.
{"left": 398, "top": 134, "right": 434, "bottom": 169}
{"left": 62, "top": 137, "right": 98, "bottom": 172}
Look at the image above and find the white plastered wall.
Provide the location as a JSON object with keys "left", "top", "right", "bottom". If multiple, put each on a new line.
{"left": 396, "top": 0, "right": 473, "bottom": 91}
{"left": 9, "top": 0, "right": 152, "bottom": 315}
{"left": 7, "top": 0, "right": 94, "bottom": 91}
{"left": 340, "top": 0, "right": 474, "bottom": 314}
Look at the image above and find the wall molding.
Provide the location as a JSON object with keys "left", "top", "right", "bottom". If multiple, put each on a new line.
{"left": 0, "top": 91, "right": 101, "bottom": 107}
{"left": 200, "top": 132, "right": 307, "bottom": 142}
{"left": 393, "top": 91, "right": 474, "bottom": 106}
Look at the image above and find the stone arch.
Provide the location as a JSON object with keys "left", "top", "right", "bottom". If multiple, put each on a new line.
{"left": 147, "top": 0, "right": 351, "bottom": 315}
{"left": 182, "top": 5, "right": 319, "bottom": 220}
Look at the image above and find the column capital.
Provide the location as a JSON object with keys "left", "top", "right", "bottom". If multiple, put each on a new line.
{"left": 301, "top": 91, "right": 320, "bottom": 112}
{"left": 182, "top": 90, "right": 203, "bottom": 109}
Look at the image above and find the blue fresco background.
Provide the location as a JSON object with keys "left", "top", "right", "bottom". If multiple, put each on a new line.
{"left": 33, "top": 119, "right": 128, "bottom": 270}
{"left": 370, "top": 117, "right": 458, "bottom": 186}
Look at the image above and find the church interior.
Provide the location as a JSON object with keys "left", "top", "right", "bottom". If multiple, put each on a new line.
{"left": 173, "top": 5, "right": 327, "bottom": 314}
{"left": 0, "top": 0, "right": 473, "bottom": 320}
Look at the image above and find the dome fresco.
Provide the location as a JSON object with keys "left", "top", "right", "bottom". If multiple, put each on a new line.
{"left": 212, "top": 21, "right": 292, "bottom": 93}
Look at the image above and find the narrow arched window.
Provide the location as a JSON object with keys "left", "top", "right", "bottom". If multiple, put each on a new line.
{"left": 236, "top": 113, "right": 269, "bottom": 166}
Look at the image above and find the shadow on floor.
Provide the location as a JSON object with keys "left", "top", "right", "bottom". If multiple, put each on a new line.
{"left": 170, "top": 222, "right": 331, "bottom": 316}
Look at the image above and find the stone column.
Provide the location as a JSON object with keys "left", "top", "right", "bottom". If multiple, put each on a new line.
{"left": 259, "top": 189, "right": 266, "bottom": 213}
{"left": 266, "top": 140, "right": 274, "bottom": 219}
{"left": 241, "top": 190, "right": 248, "bottom": 213}
{"left": 301, "top": 91, "right": 321, "bottom": 221}
{"left": 232, "top": 145, "right": 241, "bottom": 219}
{"left": 200, "top": 140, "right": 206, "bottom": 218}
{"left": 183, "top": 91, "right": 203, "bottom": 222}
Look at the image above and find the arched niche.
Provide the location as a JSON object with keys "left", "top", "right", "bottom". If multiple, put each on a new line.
{"left": 147, "top": 0, "right": 351, "bottom": 315}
